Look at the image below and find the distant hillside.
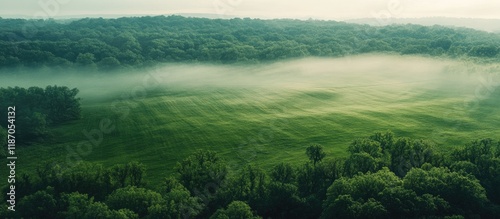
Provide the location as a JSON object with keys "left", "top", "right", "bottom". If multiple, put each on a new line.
{"left": 347, "top": 17, "right": 500, "bottom": 33}
{"left": 0, "top": 16, "right": 499, "bottom": 70}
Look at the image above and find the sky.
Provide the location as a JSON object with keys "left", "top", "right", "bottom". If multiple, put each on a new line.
{"left": 1, "top": 0, "right": 500, "bottom": 20}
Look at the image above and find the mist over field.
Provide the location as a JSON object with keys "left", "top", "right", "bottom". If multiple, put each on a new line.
{"left": 3, "top": 53, "right": 500, "bottom": 218}
{"left": 1, "top": 55, "right": 496, "bottom": 97}
{"left": 2, "top": 55, "right": 499, "bottom": 149}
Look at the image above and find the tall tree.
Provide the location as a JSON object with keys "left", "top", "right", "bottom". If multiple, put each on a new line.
{"left": 306, "top": 144, "right": 326, "bottom": 166}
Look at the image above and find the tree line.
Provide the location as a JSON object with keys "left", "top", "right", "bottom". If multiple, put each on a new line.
{"left": 0, "top": 16, "right": 499, "bottom": 70}
{"left": 0, "top": 86, "right": 81, "bottom": 143}
{"left": 2, "top": 132, "right": 500, "bottom": 218}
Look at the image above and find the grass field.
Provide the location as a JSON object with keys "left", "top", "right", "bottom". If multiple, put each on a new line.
{"left": 5, "top": 55, "right": 500, "bottom": 188}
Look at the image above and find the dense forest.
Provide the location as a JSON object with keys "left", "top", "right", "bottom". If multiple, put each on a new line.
{"left": 0, "top": 16, "right": 500, "bottom": 69}
{"left": 2, "top": 131, "right": 500, "bottom": 218}
{"left": 0, "top": 86, "right": 81, "bottom": 142}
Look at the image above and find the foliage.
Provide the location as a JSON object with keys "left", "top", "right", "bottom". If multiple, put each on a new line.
{"left": 1, "top": 16, "right": 500, "bottom": 69}
{"left": 223, "top": 165, "right": 268, "bottom": 213}
{"left": 403, "top": 167, "right": 488, "bottom": 215}
{"left": 390, "top": 138, "right": 434, "bottom": 177}
{"left": 59, "top": 192, "right": 139, "bottom": 219}
{"left": 105, "top": 186, "right": 163, "bottom": 217}
{"left": 147, "top": 177, "right": 203, "bottom": 219}
{"left": 270, "top": 163, "right": 296, "bottom": 184}
{"left": 451, "top": 139, "right": 500, "bottom": 205}
{"left": 369, "top": 131, "right": 395, "bottom": 151}
{"left": 209, "top": 201, "right": 261, "bottom": 219}
{"left": 323, "top": 168, "right": 450, "bottom": 219}
{"left": 109, "top": 161, "right": 147, "bottom": 188}
{"left": 306, "top": 144, "right": 326, "bottom": 165}
{"left": 18, "top": 187, "right": 58, "bottom": 219}
{"left": 0, "top": 126, "right": 6, "bottom": 158}
{"left": 344, "top": 139, "right": 387, "bottom": 176}
{"left": 36, "top": 162, "right": 114, "bottom": 200}
{"left": 175, "top": 150, "right": 228, "bottom": 195}
{"left": 59, "top": 192, "right": 94, "bottom": 218}
{"left": 4, "top": 135, "right": 500, "bottom": 218}
{"left": 83, "top": 201, "right": 139, "bottom": 219}
{"left": 0, "top": 86, "right": 81, "bottom": 141}
{"left": 14, "top": 161, "right": 146, "bottom": 204}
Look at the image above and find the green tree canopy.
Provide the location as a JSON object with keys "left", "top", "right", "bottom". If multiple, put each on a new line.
{"left": 306, "top": 144, "right": 326, "bottom": 166}
{"left": 175, "top": 150, "right": 228, "bottom": 195}
{"left": 210, "top": 201, "right": 261, "bottom": 219}
{"left": 105, "top": 186, "right": 163, "bottom": 217}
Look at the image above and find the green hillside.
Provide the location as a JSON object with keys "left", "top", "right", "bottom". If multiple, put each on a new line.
{"left": 8, "top": 56, "right": 500, "bottom": 188}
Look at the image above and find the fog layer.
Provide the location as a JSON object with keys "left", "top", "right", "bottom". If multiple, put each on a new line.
{"left": 0, "top": 55, "right": 498, "bottom": 103}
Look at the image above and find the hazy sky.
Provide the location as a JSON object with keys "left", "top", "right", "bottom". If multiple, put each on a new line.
{"left": 1, "top": 0, "right": 499, "bottom": 20}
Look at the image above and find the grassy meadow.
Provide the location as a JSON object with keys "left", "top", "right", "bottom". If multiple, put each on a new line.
{"left": 5, "top": 55, "right": 500, "bottom": 188}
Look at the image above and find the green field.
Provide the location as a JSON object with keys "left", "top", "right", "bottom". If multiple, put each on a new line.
{"left": 7, "top": 55, "right": 500, "bottom": 188}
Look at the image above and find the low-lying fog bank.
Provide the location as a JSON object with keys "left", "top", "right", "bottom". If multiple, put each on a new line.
{"left": 0, "top": 55, "right": 498, "bottom": 102}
